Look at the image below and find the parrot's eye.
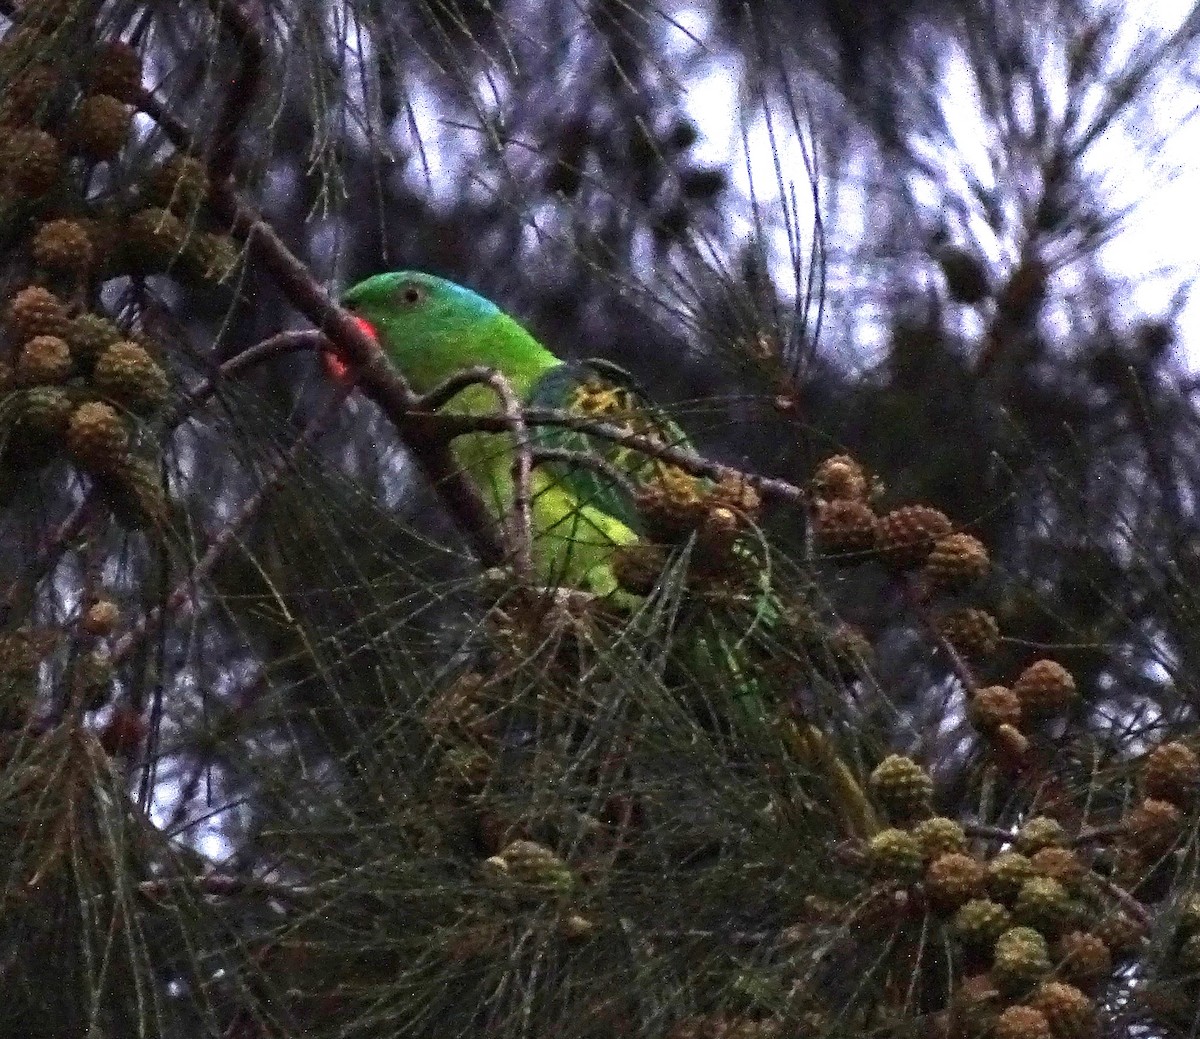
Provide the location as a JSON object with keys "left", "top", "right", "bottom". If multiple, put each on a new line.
{"left": 398, "top": 283, "right": 424, "bottom": 307}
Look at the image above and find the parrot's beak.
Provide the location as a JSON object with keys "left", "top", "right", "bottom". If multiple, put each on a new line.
{"left": 323, "top": 315, "right": 377, "bottom": 381}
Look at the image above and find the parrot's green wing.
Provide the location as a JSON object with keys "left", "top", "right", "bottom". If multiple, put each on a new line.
{"left": 526, "top": 358, "right": 695, "bottom": 533}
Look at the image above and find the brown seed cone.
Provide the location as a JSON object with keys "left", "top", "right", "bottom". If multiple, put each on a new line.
{"left": 66, "top": 400, "right": 128, "bottom": 472}
{"left": 811, "top": 453, "right": 868, "bottom": 502}
{"left": 71, "top": 93, "right": 132, "bottom": 161}
{"left": 146, "top": 152, "right": 209, "bottom": 215}
{"left": 16, "top": 333, "right": 71, "bottom": 384}
{"left": 187, "top": 231, "right": 241, "bottom": 283}
{"left": 877, "top": 504, "right": 953, "bottom": 568}
{"left": 98, "top": 706, "right": 146, "bottom": 756}
{"left": 1055, "top": 931, "right": 1112, "bottom": 990}
{"left": 31, "top": 218, "right": 93, "bottom": 275}
{"left": 812, "top": 497, "right": 878, "bottom": 556}
{"left": 992, "top": 723, "right": 1031, "bottom": 767}
{"left": 65, "top": 311, "right": 122, "bottom": 366}
{"left": 82, "top": 599, "right": 120, "bottom": 637}
{"left": 1092, "top": 912, "right": 1144, "bottom": 958}
{"left": 811, "top": 622, "right": 874, "bottom": 682}
{"left": 0, "top": 126, "right": 61, "bottom": 197}
{"left": 1141, "top": 740, "right": 1199, "bottom": 805}
{"left": 926, "top": 852, "right": 987, "bottom": 910}
{"left": 125, "top": 206, "right": 190, "bottom": 271}
{"left": 935, "top": 607, "right": 1000, "bottom": 659}
{"left": 969, "top": 686, "right": 1022, "bottom": 733}
{"left": 611, "top": 543, "right": 666, "bottom": 596}
{"left": 0, "top": 61, "right": 60, "bottom": 124}
{"left": 1030, "top": 847, "right": 1085, "bottom": 890}
{"left": 1122, "top": 797, "right": 1182, "bottom": 857}
{"left": 86, "top": 40, "right": 143, "bottom": 103}
{"left": 1012, "top": 659, "right": 1076, "bottom": 717}
{"left": 994, "top": 1006, "right": 1052, "bottom": 1039}
{"left": 1030, "top": 981, "right": 1096, "bottom": 1039}
{"left": 924, "top": 532, "right": 990, "bottom": 589}
{"left": 93, "top": 340, "right": 168, "bottom": 412}
{"left": 635, "top": 467, "right": 709, "bottom": 541}
{"left": 6, "top": 284, "right": 68, "bottom": 340}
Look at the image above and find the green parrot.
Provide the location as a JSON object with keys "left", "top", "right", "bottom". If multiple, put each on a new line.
{"left": 332, "top": 269, "right": 689, "bottom": 596}
{"left": 328, "top": 269, "right": 876, "bottom": 837}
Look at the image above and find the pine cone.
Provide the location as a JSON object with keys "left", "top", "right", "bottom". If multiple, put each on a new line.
{"left": 913, "top": 816, "right": 967, "bottom": 859}
{"left": 98, "top": 706, "right": 147, "bottom": 756}
{"left": 66, "top": 311, "right": 122, "bottom": 367}
{"left": 869, "top": 754, "right": 934, "bottom": 822}
{"left": 1014, "top": 877, "right": 1072, "bottom": 935}
{"left": 969, "top": 686, "right": 1022, "bottom": 733}
{"left": 146, "top": 152, "right": 209, "bottom": 214}
{"left": 635, "top": 467, "right": 709, "bottom": 541}
{"left": 994, "top": 1006, "right": 1051, "bottom": 1039}
{"left": 66, "top": 400, "right": 128, "bottom": 472}
{"left": 1055, "top": 931, "right": 1112, "bottom": 990}
{"left": 924, "top": 532, "right": 989, "bottom": 589}
{"left": 811, "top": 453, "right": 868, "bottom": 502}
{"left": 31, "top": 218, "right": 93, "bottom": 275}
{"left": 812, "top": 498, "right": 878, "bottom": 556}
{"left": 125, "top": 207, "right": 190, "bottom": 271}
{"left": 6, "top": 284, "right": 68, "bottom": 340}
{"left": 1091, "top": 913, "right": 1142, "bottom": 960}
{"left": 988, "top": 851, "right": 1036, "bottom": 902}
{"left": 953, "top": 898, "right": 1013, "bottom": 949}
{"left": 1030, "top": 847, "right": 1084, "bottom": 890}
{"left": 1012, "top": 660, "right": 1076, "bottom": 717}
{"left": 94, "top": 340, "right": 168, "bottom": 412}
{"left": 1030, "top": 982, "right": 1095, "bottom": 1039}
{"left": 101, "top": 456, "right": 167, "bottom": 528}
{"left": 86, "top": 39, "right": 143, "bottom": 103}
{"left": 867, "top": 827, "right": 924, "bottom": 883}
{"left": 0, "top": 61, "right": 60, "bottom": 124}
{"left": 16, "top": 334, "right": 71, "bottom": 384}
{"left": 1015, "top": 816, "right": 1067, "bottom": 855}
{"left": 993, "top": 926, "right": 1052, "bottom": 993}
{"left": 17, "top": 385, "right": 72, "bottom": 438}
{"left": 71, "top": 93, "right": 132, "bottom": 161}
{"left": 1122, "top": 797, "right": 1182, "bottom": 857}
{"left": 187, "top": 231, "right": 241, "bottom": 283}
{"left": 877, "top": 504, "right": 953, "bottom": 568}
{"left": 935, "top": 607, "right": 1000, "bottom": 658}
{"left": 612, "top": 543, "right": 667, "bottom": 596}
{"left": 1141, "top": 740, "right": 1199, "bottom": 805}
{"left": 0, "top": 126, "right": 61, "bottom": 197}
{"left": 926, "top": 852, "right": 987, "bottom": 910}
{"left": 82, "top": 599, "right": 120, "bottom": 637}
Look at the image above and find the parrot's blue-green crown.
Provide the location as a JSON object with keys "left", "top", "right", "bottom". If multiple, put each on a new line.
{"left": 340, "top": 270, "right": 558, "bottom": 394}
{"left": 341, "top": 270, "right": 501, "bottom": 323}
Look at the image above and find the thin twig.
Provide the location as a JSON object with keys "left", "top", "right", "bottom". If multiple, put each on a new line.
{"left": 478, "top": 371, "right": 533, "bottom": 580}
{"left": 137, "top": 87, "right": 506, "bottom": 566}
{"left": 109, "top": 383, "right": 353, "bottom": 667}
{"left": 138, "top": 873, "right": 318, "bottom": 903}
{"left": 426, "top": 408, "right": 809, "bottom": 507}
{"left": 203, "top": 0, "right": 267, "bottom": 182}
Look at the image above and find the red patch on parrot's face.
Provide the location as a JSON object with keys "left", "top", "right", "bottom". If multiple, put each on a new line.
{"left": 322, "top": 315, "right": 378, "bottom": 381}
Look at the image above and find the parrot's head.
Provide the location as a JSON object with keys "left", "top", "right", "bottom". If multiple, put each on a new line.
{"left": 330, "top": 270, "right": 510, "bottom": 392}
